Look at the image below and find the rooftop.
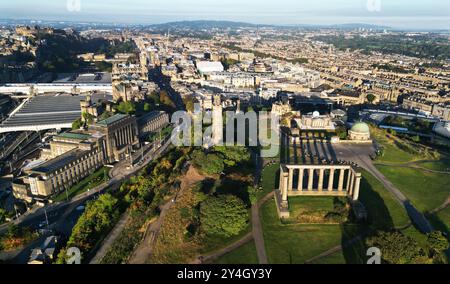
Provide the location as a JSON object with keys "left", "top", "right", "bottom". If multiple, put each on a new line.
{"left": 30, "top": 149, "right": 88, "bottom": 174}
{"left": 97, "top": 113, "right": 128, "bottom": 126}
{"left": 0, "top": 94, "right": 111, "bottom": 133}
{"left": 350, "top": 122, "right": 370, "bottom": 134}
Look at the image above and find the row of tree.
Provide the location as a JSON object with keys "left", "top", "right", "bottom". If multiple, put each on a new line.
{"left": 366, "top": 230, "right": 449, "bottom": 264}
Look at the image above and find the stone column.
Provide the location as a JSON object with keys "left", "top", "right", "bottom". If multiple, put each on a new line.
{"left": 349, "top": 170, "right": 355, "bottom": 196}
{"left": 288, "top": 168, "right": 294, "bottom": 192}
{"left": 328, "top": 168, "right": 335, "bottom": 192}
{"left": 338, "top": 168, "right": 345, "bottom": 191}
{"left": 298, "top": 168, "right": 304, "bottom": 191}
{"left": 307, "top": 168, "right": 314, "bottom": 191}
{"left": 318, "top": 169, "right": 325, "bottom": 191}
{"left": 346, "top": 170, "right": 353, "bottom": 192}
{"left": 353, "top": 173, "right": 362, "bottom": 200}
{"left": 282, "top": 172, "right": 289, "bottom": 205}
{"left": 279, "top": 166, "right": 285, "bottom": 193}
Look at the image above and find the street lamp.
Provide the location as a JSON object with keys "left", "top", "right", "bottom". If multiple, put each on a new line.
{"left": 44, "top": 207, "right": 49, "bottom": 229}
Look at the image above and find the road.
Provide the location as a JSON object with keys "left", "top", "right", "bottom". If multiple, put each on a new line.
{"left": 148, "top": 67, "right": 185, "bottom": 111}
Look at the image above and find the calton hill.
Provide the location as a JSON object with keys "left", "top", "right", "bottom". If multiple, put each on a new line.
{"left": 53, "top": 115, "right": 450, "bottom": 264}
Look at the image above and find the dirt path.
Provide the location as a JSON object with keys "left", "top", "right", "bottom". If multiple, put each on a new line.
{"left": 252, "top": 192, "right": 274, "bottom": 264}
{"left": 429, "top": 197, "right": 450, "bottom": 215}
{"left": 128, "top": 166, "right": 204, "bottom": 264}
{"left": 191, "top": 233, "right": 254, "bottom": 264}
{"left": 304, "top": 235, "right": 363, "bottom": 264}
{"left": 375, "top": 161, "right": 450, "bottom": 175}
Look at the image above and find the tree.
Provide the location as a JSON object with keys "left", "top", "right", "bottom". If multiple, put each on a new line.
{"left": 143, "top": 102, "right": 152, "bottom": 112}
{"left": 366, "top": 231, "right": 430, "bottom": 264}
{"left": 427, "top": 231, "right": 449, "bottom": 256}
{"left": 6, "top": 224, "right": 20, "bottom": 239}
{"left": 200, "top": 195, "right": 249, "bottom": 237}
{"left": 191, "top": 150, "right": 224, "bottom": 175}
{"left": 82, "top": 112, "right": 94, "bottom": 125}
{"left": 116, "top": 101, "right": 136, "bottom": 114}
{"left": 335, "top": 126, "right": 348, "bottom": 140}
{"left": 366, "top": 94, "right": 376, "bottom": 104}
{"left": 72, "top": 118, "right": 83, "bottom": 130}
{"left": 182, "top": 95, "right": 195, "bottom": 113}
{"left": 213, "top": 146, "right": 251, "bottom": 166}
{"left": 0, "top": 208, "right": 7, "bottom": 224}
{"left": 62, "top": 194, "right": 119, "bottom": 259}
{"left": 159, "top": 90, "right": 176, "bottom": 109}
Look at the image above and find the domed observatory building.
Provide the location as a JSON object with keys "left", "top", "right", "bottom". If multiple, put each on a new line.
{"left": 348, "top": 122, "right": 371, "bottom": 141}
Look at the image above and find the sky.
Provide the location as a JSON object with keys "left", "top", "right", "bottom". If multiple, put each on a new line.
{"left": 0, "top": 0, "right": 449, "bottom": 30}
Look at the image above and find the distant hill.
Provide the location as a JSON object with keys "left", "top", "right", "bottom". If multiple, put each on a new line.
{"left": 148, "top": 20, "right": 391, "bottom": 31}
{"left": 329, "top": 23, "right": 391, "bottom": 30}
{"left": 149, "top": 20, "right": 273, "bottom": 30}
{"left": 290, "top": 23, "right": 391, "bottom": 30}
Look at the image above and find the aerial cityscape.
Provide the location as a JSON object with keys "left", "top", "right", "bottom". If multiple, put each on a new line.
{"left": 0, "top": 0, "right": 449, "bottom": 270}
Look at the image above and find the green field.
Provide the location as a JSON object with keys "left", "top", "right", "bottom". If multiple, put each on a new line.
{"left": 310, "top": 251, "right": 346, "bottom": 264}
{"left": 370, "top": 127, "right": 419, "bottom": 164}
{"left": 359, "top": 171, "right": 410, "bottom": 229}
{"left": 427, "top": 207, "right": 450, "bottom": 235}
{"left": 258, "top": 163, "right": 279, "bottom": 200}
{"left": 416, "top": 159, "right": 450, "bottom": 172}
{"left": 212, "top": 241, "right": 258, "bottom": 264}
{"left": 261, "top": 199, "right": 346, "bottom": 264}
{"left": 200, "top": 224, "right": 252, "bottom": 255}
{"left": 52, "top": 166, "right": 110, "bottom": 202}
{"left": 288, "top": 196, "right": 336, "bottom": 215}
{"left": 258, "top": 169, "right": 412, "bottom": 264}
{"left": 377, "top": 165, "right": 450, "bottom": 213}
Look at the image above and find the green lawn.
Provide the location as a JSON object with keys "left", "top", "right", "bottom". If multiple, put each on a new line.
{"left": 288, "top": 196, "right": 336, "bottom": 214}
{"left": 52, "top": 166, "right": 110, "bottom": 202}
{"left": 258, "top": 163, "right": 279, "bottom": 200}
{"left": 377, "top": 165, "right": 450, "bottom": 212}
{"left": 261, "top": 199, "right": 345, "bottom": 264}
{"left": 212, "top": 241, "right": 258, "bottom": 264}
{"left": 200, "top": 224, "right": 252, "bottom": 255}
{"left": 416, "top": 159, "right": 450, "bottom": 172}
{"left": 359, "top": 171, "right": 410, "bottom": 229}
{"left": 371, "top": 126, "right": 420, "bottom": 164}
{"left": 427, "top": 207, "right": 450, "bottom": 235}
{"left": 258, "top": 169, "right": 413, "bottom": 264}
{"left": 310, "top": 251, "right": 346, "bottom": 264}
{"left": 401, "top": 226, "right": 429, "bottom": 248}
